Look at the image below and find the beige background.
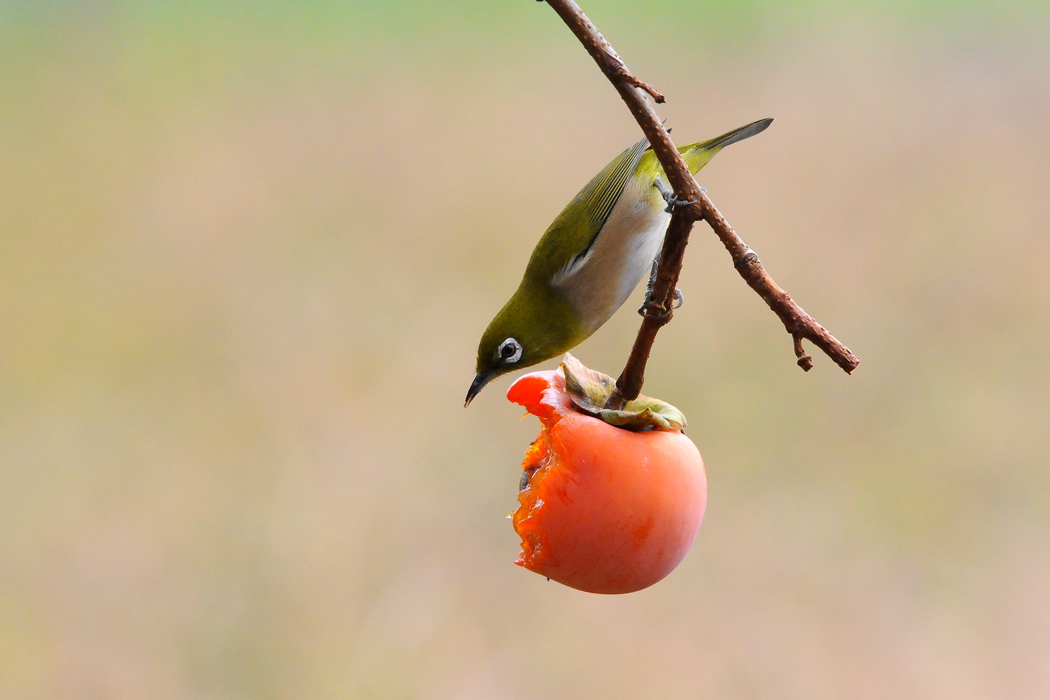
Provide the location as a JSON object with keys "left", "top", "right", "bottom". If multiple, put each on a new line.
{"left": 1, "top": 2, "right": 1048, "bottom": 698}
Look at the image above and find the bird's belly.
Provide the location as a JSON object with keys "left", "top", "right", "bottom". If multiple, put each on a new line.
{"left": 558, "top": 184, "right": 670, "bottom": 335}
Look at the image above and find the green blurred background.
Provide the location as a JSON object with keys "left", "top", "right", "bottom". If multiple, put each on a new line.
{"left": 2, "top": 1, "right": 1049, "bottom": 698}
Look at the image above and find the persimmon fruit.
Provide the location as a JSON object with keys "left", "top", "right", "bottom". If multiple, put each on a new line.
{"left": 508, "top": 362, "right": 707, "bottom": 594}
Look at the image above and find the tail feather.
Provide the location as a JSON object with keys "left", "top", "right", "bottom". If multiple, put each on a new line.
{"left": 679, "top": 117, "right": 773, "bottom": 174}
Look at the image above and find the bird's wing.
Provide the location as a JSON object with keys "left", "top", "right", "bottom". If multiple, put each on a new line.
{"left": 547, "top": 136, "right": 651, "bottom": 285}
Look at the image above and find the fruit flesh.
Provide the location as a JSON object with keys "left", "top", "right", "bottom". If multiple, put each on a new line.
{"left": 509, "top": 370, "right": 707, "bottom": 594}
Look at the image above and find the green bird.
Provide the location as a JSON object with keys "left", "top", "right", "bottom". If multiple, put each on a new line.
{"left": 465, "top": 118, "right": 772, "bottom": 406}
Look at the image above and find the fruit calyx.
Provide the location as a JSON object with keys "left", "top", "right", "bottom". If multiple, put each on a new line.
{"left": 559, "top": 354, "right": 686, "bottom": 432}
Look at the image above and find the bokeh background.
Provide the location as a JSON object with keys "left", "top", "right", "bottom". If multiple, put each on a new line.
{"left": 2, "top": 1, "right": 1049, "bottom": 698}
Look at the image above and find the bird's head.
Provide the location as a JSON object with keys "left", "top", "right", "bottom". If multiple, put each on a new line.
{"left": 465, "top": 283, "right": 585, "bottom": 406}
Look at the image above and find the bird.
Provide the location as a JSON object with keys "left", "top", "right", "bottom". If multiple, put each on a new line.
{"left": 465, "top": 118, "right": 772, "bottom": 406}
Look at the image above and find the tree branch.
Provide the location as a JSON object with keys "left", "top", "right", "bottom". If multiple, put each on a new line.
{"left": 540, "top": 0, "right": 859, "bottom": 408}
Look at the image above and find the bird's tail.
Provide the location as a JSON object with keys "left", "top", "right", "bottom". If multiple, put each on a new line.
{"left": 679, "top": 118, "right": 773, "bottom": 174}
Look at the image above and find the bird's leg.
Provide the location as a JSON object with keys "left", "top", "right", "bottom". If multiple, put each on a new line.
{"left": 638, "top": 257, "right": 685, "bottom": 317}
{"left": 638, "top": 179, "right": 694, "bottom": 317}
{"left": 637, "top": 259, "right": 658, "bottom": 316}
{"left": 653, "top": 179, "right": 704, "bottom": 214}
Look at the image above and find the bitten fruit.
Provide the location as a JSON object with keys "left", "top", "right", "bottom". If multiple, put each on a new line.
{"left": 508, "top": 357, "right": 707, "bottom": 594}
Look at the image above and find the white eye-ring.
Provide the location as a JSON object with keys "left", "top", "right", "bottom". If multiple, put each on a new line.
{"left": 498, "top": 337, "right": 523, "bottom": 364}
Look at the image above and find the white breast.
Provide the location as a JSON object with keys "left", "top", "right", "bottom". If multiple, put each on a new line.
{"left": 555, "top": 177, "right": 670, "bottom": 334}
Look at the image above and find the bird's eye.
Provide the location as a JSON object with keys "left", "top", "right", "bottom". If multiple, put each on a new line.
{"left": 498, "top": 338, "right": 523, "bottom": 364}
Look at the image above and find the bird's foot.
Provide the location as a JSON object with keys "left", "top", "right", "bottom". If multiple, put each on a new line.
{"left": 637, "top": 287, "right": 684, "bottom": 318}
{"left": 663, "top": 196, "right": 697, "bottom": 214}
{"left": 654, "top": 180, "right": 706, "bottom": 213}
{"left": 637, "top": 256, "right": 684, "bottom": 318}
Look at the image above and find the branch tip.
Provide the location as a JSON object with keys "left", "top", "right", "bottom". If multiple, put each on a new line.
{"left": 602, "top": 49, "right": 665, "bottom": 102}
{"left": 793, "top": 334, "right": 814, "bottom": 371}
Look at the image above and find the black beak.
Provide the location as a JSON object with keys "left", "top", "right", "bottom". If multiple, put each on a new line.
{"left": 464, "top": 370, "right": 497, "bottom": 407}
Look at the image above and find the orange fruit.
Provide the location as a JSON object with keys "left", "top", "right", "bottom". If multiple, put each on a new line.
{"left": 508, "top": 368, "right": 707, "bottom": 594}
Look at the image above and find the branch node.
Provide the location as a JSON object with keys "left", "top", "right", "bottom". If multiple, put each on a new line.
{"left": 602, "top": 48, "right": 665, "bottom": 102}
{"left": 735, "top": 248, "right": 760, "bottom": 272}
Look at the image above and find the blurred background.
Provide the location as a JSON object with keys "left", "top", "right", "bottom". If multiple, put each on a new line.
{"left": 1, "top": 1, "right": 1049, "bottom": 698}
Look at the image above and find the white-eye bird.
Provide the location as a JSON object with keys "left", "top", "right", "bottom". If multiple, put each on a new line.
{"left": 465, "top": 118, "right": 772, "bottom": 405}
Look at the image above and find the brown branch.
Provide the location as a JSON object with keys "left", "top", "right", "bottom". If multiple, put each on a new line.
{"left": 540, "top": 0, "right": 859, "bottom": 408}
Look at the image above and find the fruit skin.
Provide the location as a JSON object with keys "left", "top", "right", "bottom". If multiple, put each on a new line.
{"left": 508, "top": 370, "right": 707, "bottom": 594}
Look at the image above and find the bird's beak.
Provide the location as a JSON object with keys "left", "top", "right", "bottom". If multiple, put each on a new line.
{"left": 464, "top": 370, "right": 497, "bottom": 407}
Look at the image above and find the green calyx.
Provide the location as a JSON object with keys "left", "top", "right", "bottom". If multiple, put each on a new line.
{"left": 560, "top": 354, "right": 687, "bottom": 432}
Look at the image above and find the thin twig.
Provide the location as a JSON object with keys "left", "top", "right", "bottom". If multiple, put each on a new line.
{"left": 540, "top": 0, "right": 859, "bottom": 408}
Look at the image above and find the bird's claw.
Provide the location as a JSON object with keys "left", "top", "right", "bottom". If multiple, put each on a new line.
{"left": 637, "top": 257, "right": 683, "bottom": 317}
{"left": 638, "top": 287, "right": 684, "bottom": 318}
{"left": 654, "top": 180, "right": 706, "bottom": 213}
{"left": 663, "top": 196, "right": 696, "bottom": 214}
